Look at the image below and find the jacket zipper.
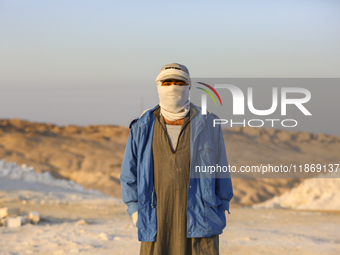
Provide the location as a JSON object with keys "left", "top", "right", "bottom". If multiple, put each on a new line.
{"left": 151, "top": 190, "right": 155, "bottom": 208}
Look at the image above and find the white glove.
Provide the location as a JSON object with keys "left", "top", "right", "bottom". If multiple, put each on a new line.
{"left": 132, "top": 211, "right": 138, "bottom": 227}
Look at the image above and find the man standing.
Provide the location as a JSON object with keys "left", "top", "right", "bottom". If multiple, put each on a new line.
{"left": 120, "top": 63, "right": 233, "bottom": 255}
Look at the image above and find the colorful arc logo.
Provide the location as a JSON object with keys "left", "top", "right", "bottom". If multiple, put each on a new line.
{"left": 196, "top": 82, "right": 223, "bottom": 106}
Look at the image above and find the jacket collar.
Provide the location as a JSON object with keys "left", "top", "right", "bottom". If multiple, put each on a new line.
{"left": 136, "top": 104, "right": 160, "bottom": 127}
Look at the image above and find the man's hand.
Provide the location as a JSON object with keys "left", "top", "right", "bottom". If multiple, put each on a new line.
{"left": 132, "top": 211, "right": 138, "bottom": 227}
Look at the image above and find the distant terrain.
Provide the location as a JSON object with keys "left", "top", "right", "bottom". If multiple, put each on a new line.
{"left": 0, "top": 118, "right": 339, "bottom": 206}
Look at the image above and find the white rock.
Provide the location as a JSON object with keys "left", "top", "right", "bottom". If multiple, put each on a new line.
{"left": 7, "top": 216, "right": 22, "bottom": 228}
{"left": 254, "top": 172, "right": 340, "bottom": 211}
{"left": 75, "top": 219, "right": 88, "bottom": 225}
{"left": 0, "top": 207, "right": 20, "bottom": 218}
{"left": 98, "top": 232, "right": 112, "bottom": 240}
{"left": 28, "top": 211, "right": 40, "bottom": 224}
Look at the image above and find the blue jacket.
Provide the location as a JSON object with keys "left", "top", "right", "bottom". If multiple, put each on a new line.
{"left": 120, "top": 102, "right": 233, "bottom": 242}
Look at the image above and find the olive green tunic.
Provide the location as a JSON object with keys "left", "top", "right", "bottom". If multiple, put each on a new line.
{"left": 140, "top": 105, "right": 219, "bottom": 255}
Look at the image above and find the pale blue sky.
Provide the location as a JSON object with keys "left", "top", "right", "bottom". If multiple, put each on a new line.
{"left": 0, "top": 0, "right": 339, "bottom": 134}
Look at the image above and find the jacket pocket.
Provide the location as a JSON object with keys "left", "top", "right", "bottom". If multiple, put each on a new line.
{"left": 204, "top": 205, "right": 226, "bottom": 230}
{"left": 202, "top": 187, "right": 226, "bottom": 230}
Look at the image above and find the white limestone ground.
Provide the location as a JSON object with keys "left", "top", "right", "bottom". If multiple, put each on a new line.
{"left": 0, "top": 159, "right": 123, "bottom": 206}
{"left": 253, "top": 171, "right": 340, "bottom": 211}
{"left": 1, "top": 159, "right": 339, "bottom": 255}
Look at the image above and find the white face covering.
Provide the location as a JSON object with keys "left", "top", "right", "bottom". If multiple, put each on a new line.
{"left": 157, "top": 84, "right": 190, "bottom": 121}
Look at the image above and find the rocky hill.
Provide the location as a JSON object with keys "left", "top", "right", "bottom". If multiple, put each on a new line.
{"left": 0, "top": 118, "right": 339, "bottom": 206}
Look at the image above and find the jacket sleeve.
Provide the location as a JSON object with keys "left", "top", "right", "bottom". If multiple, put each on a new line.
{"left": 120, "top": 125, "right": 138, "bottom": 218}
{"left": 215, "top": 124, "right": 233, "bottom": 214}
